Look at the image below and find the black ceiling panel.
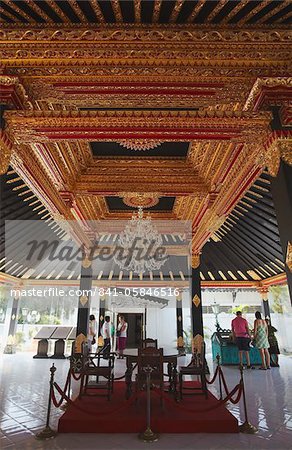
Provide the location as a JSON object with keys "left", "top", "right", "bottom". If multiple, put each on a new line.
{"left": 12, "top": 0, "right": 45, "bottom": 22}
{"left": 247, "top": 1, "right": 283, "bottom": 24}
{"left": 105, "top": 196, "right": 176, "bottom": 212}
{"left": 119, "top": 0, "right": 135, "bottom": 22}
{"left": 228, "top": 1, "right": 259, "bottom": 24}
{"left": 211, "top": 1, "right": 238, "bottom": 24}
{"left": 34, "top": 0, "right": 63, "bottom": 22}
{"left": 53, "top": 0, "right": 81, "bottom": 22}
{"left": 264, "top": 4, "right": 292, "bottom": 24}
{"left": 176, "top": 0, "right": 198, "bottom": 23}
{"left": 141, "top": 0, "right": 155, "bottom": 23}
{"left": 90, "top": 142, "right": 190, "bottom": 158}
{"left": 1, "top": 2, "right": 28, "bottom": 22}
{"left": 193, "top": 0, "right": 221, "bottom": 23}
{"left": 76, "top": 0, "right": 98, "bottom": 22}
{"left": 97, "top": 0, "right": 116, "bottom": 22}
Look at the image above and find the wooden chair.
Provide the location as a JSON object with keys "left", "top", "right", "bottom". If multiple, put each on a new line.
{"left": 79, "top": 346, "right": 115, "bottom": 401}
{"left": 135, "top": 347, "right": 164, "bottom": 404}
{"left": 141, "top": 338, "right": 158, "bottom": 349}
{"left": 179, "top": 339, "right": 208, "bottom": 400}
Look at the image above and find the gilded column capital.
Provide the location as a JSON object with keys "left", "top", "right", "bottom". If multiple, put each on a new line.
{"left": 257, "top": 286, "right": 269, "bottom": 300}
{"left": 191, "top": 254, "right": 200, "bottom": 269}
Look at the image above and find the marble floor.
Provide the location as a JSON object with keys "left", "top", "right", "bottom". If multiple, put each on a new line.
{"left": 0, "top": 352, "right": 291, "bottom": 450}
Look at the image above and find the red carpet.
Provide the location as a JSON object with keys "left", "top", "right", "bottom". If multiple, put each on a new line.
{"left": 58, "top": 382, "right": 238, "bottom": 433}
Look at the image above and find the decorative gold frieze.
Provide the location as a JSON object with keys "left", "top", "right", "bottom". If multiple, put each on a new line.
{"left": 1, "top": 26, "right": 290, "bottom": 43}
{"left": 287, "top": 242, "right": 292, "bottom": 272}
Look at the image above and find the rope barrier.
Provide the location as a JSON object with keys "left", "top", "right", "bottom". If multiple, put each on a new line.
{"left": 151, "top": 382, "right": 243, "bottom": 413}
{"left": 205, "top": 365, "right": 219, "bottom": 385}
{"left": 52, "top": 380, "right": 141, "bottom": 417}
{"left": 113, "top": 363, "right": 138, "bottom": 381}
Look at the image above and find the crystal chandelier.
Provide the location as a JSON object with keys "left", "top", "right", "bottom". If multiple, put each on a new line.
{"left": 113, "top": 207, "right": 166, "bottom": 274}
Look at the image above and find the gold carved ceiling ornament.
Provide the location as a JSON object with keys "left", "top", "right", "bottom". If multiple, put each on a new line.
{"left": 0, "top": 75, "right": 33, "bottom": 110}
{"left": 244, "top": 77, "right": 292, "bottom": 111}
{"left": 264, "top": 137, "right": 292, "bottom": 177}
{"left": 286, "top": 242, "right": 292, "bottom": 272}
{"left": 279, "top": 141, "right": 292, "bottom": 167}
{"left": 117, "top": 140, "right": 162, "bottom": 151}
{"left": 0, "top": 132, "right": 12, "bottom": 175}
{"left": 121, "top": 193, "right": 160, "bottom": 209}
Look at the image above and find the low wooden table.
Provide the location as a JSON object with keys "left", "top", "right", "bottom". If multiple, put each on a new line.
{"left": 123, "top": 348, "right": 180, "bottom": 398}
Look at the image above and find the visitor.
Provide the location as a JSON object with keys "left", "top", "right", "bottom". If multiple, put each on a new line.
{"left": 117, "top": 315, "right": 128, "bottom": 359}
{"left": 253, "top": 311, "right": 270, "bottom": 370}
{"left": 231, "top": 311, "right": 253, "bottom": 369}
{"left": 88, "top": 314, "right": 97, "bottom": 352}
{"left": 266, "top": 318, "right": 280, "bottom": 367}
{"left": 101, "top": 315, "right": 111, "bottom": 359}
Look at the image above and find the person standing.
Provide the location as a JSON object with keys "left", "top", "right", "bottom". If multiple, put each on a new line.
{"left": 101, "top": 315, "right": 111, "bottom": 358}
{"left": 88, "top": 314, "right": 97, "bottom": 352}
{"left": 117, "top": 315, "right": 128, "bottom": 359}
{"left": 254, "top": 311, "right": 270, "bottom": 370}
{"left": 265, "top": 318, "right": 280, "bottom": 367}
{"left": 231, "top": 311, "right": 253, "bottom": 369}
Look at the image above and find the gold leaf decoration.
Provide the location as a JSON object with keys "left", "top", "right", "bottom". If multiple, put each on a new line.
{"left": 192, "top": 294, "right": 201, "bottom": 307}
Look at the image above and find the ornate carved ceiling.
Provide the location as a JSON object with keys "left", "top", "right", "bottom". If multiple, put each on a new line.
{"left": 0, "top": 20, "right": 291, "bottom": 255}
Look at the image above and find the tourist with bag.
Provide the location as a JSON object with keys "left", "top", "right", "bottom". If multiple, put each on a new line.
{"left": 117, "top": 315, "right": 128, "bottom": 359}
{"left": 88, "top": 314, "right": 97, "bottom": 352}
{"left": 254, "top": 311, "right": 270, "bottom": 370}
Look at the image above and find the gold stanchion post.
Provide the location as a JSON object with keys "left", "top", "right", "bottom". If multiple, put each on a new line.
{"left": 216, "top": 354, "right": 223, "bottom": 400}
{"left": 238, "top": 365, "right": 258, "bottom": 434}
{"left": 36, "top": 364, "right": 58, "bottom": 440}
{"left": 138, "top": 366, "right": 159, "bottom": 442}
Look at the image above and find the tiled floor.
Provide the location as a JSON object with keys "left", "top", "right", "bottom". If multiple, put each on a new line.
{"left": 0, "top": 352, "right": 291, "bottom": 449}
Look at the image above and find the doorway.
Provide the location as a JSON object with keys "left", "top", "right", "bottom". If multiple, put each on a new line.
{"left": 116, "top": 313, "right": 143, "bottom": 348}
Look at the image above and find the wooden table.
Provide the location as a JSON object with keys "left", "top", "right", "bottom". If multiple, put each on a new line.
{"left": 123, "top": 348, "right": 180, "bottom": 398}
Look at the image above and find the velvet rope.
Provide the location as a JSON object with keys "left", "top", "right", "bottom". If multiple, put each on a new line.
{"left": 205, "top": 365, "right": 219, "bottom": 385}
{"left": 152, "top": 382, "right": 242, "bottom": 413}
{"left": 52, "top": 381, "right": 141, "bottom": 417}
{"left": 113, "top": 363, "right": 138, "bottom": 381}
{"left": 50, "top": 369, "right": 72, "bottom": 408}
{"left": 227, "top": 381, "right": 243, "bottom": 405}
{"left": 152, "top": 381, "right": 243, "bottom": 413}
{"left": 219, "top": 368, "right": 232, "bottom": 397}
{"left": 70, "top": 369, "right": 83, "bottom": 381}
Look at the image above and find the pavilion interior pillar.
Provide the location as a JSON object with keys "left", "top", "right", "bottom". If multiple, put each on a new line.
{"left": 191, "top": 255, "right": 204, "bottom": 349}
{"left": 3, "top": 292, "right": 20, "bottom": 354}
{"left": 257, "top": 286, "right": 271, "bottom": 319}
{"left": 75, "top": 258, "right": 92, "bottom": 351}
{"left": 270, "top": 160, "right": 292, "bottom": 304}
{"left": 176, "top": 289, "right": 185, "bottom": 353}
{"left": 98, "top": 293, "right": 106, "bottom": 346}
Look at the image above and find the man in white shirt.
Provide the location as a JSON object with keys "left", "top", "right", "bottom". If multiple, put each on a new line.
{"left": 101, "top": 316, "right": 111, "bottom": 358}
